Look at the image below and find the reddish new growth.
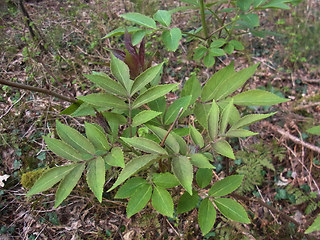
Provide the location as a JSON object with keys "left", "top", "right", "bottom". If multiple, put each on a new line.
{"left": 110, "top": 32, "right": 151, "bottom": 79}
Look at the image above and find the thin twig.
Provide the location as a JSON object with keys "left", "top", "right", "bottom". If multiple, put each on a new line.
{"left": 0, "top": 79, "right": 76, "bottom": 103}
{"left": 0, "top": 93, "right": 26, "bottom": 119}
{"left": 160, "top": 107, "right": 184, "bottom": 147}
{"left": 261, "top": 121, "right": 320, "bottom": 154}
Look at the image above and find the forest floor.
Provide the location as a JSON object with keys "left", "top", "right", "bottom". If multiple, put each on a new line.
{"left": 0, "top": 0, "right": 320, "bottom": 239}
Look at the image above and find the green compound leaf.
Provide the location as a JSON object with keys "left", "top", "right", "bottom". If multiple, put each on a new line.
{"left": 27, "top": 164, "right": 77, "bottom": 196}
{"left": 115, "top": 177, "right": 148, "bottom": 199}
{"left": 110, "top": 54, "right": 132, "bottom": 93}
{"left": 78, "top": 93, "right": 128, "bottom": 110}
{"left": 108, "top": 154, "right": 159, "bottom": 192}
{"left": 43, "top": 136, "right": 84, "bottom": 162}
{"left": 86, "top": 156, "right": 105, "bottom": 202}
{"left": 151, "top": 186, "right": 174, "bottom": 217}
{"left": 212, "top": 140, "right": 235, "bottom": 159}
{"left": 196, "top": 168, "right": 213, "bottom": 188}
{"left": 132, "top": 84, "right": 178, "bottom": 109}
{"left": 208, "top": 100, "right": 220, "bottom": 140}
{"left": 230, "top": 112, "right": 276, "bottom": 130}
{"left": 306, "top": 126, "right": 320, "bottom": 136}
{"left": 56, "top": 120, "right": 95, "bottom": 154}
{"left": 162, "top": 28, "right": 182, "bottom": 51}
{"left": 120, "top": 12, "right": 157, "bottom": 29}
{"left": 209, "top": 175, "right": 244, "bottom": 197}
{"left": 85, "top": 122, "right": 110, "bottom": 151}
{"left": 121, "top": 137, "right": 168, "bottom": 155}
{"left": 131, "top": 63, "right": 164, "bottom": 96}
{"left": 152, "top": 172, "right": 179, "bottom": 188}
{"left": 201, "top": 63, "right": 259, "bottom": 102}
{"left": 127, "top": 184, "right": 152, "bottom": 218}
{"left": 147, "top": 125, "right": 180, "bottom": 153}
{"left": 305, "top": 214, "right": 320, "bottom": 234}
{"left": 104, "top": 147, "right": 125, "bottom": 168}
{"left": 177, "top": 191, "right": 199, "bottom": 214}
{"left": 164, "top": 96, "right": 191, "bottom": 125}
{"left": 190, "top": 125, "right": 204, "bottom": 148}
{"left": 55, "top": 163, "right": 85, "bottom": 208}
{"left": 214, "top": 198, "right": 250, "bottom": 223}
{"left": 84, "top": 72, "right": 127, "bottom": 97}
{"left": 181, "top": 74, "right": 201, "bottom": 105}
{"left": 153, "top": 10, "right": 171, "bottom": 27}
{"left": 172, "top": 156, "right": 193, "bottom": 195}
{"left": 233, "top": 89, "right": 290, "bottom": 106}
{"left": 198, "top": 198, "right": 217, "bottom": 235}
{"left": 132, "top": 110, "right": 162, "bottom": 127}
{"left": 190, "top": 153, "right": 214, "bottom": 169}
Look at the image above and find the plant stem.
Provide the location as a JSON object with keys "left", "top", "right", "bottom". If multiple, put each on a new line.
{"left": 160, "top": 107, "right": 184, "bottom": 147}
{"left": 199, "top": 0, "right": 209, "bottom": 40}
{"left": 0, "top": 79, "right": 76, "bottom": 103}
{"left": 128, "top": 98, "right": 133, "bottom": 137}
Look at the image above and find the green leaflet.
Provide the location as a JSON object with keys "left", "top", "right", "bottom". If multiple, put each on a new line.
{"left": 27, "top": 164, "right": 77, "bottom": 196}
{"left": 56, "top": 120, "right": 95, "bottom": 154}
{"left": 162, "top": 27, "right": 182, "bottom": 51}
{"left": 213, "top": 198, "right": 250, "bottom": 223}
{"left": 198, "top": 198, "right": 217, "bottom": 235}
{"left": 132, "top": 84, "right": 178, "bottom": 109}
{"left": 172, "top": 156, "right": 193, "bottom": 195}
{"left": 110, "top": 54, "right": 132, "bottom": 92}
{"left": 219, "top": 99, "right": 234, "bottom": 134}
{"left": 132, "top": 30, "right": 147, "bottom": 46}
{"left": 209, "top": 175, "right": 244, "bottom": 197}
{"left": 86, "top": 156, "right": 105, "bottom": 202}
{"left": 224, "top": 129, "right": 258, "bottom": 137}
{"left": 181, "top": 74, "right": 201, "bottom": 105}
{"left": 306, "top": 126, "right": 320, "bottom": 136}
{"left": 201, "top": 63, "right": 259, "bottom": 102}
{"left": 152, "top": 172, "right": 179, "bottom": 188}
{"left": 77, "top": 93, "right": 128, "bottom": 110}
{"left": 176, "top": 191, "right": 199, "bottom": 214}
{"left": 84, "top": 72, "right": 127, "bottom": 97}
{"left": 60, "top": 100, "right": 82, "bottom": 115}
{"left": 230, "top": 112, "right": 276, "bottom": 130}
{"left": 103, "top": 26, "right": 141, "bottom": 38}
{"left": 55, "top": 163, "right": 85, "bottom": 208}
{"left": 233, "top": 89, "right": 289, "bottom": 106}
{"left": 131, "top": 63, "right": 164, "bottom": 96}
{"left": 170, "top": 131, "right": 188, "bottom": 155}
{"left": 203, "top": 52, "right": 215, "bottom": 67}
{"left": 190, "top": 125, "right": 204, "bottom": 148}
{"left": 190, "top": 153, "right": 214, "bottom": 169}
{"left": 147, "top": 125, "right": 180, "bottom": 153}
{"left": 153, "top": 10, "right": 171, "bottom": 27}
{"left": 305, "top": 214, "right": 320, "bottom": 234}
{"left": 148, "top": 97, "right": 167, "bottom": 113}
{"left": 196, "top": 168, "right": 213, "bottom": 188}
{"left": 194, "top": 102, "right": 211, "bottom": 129}
{"left": 104, "top": 147, "right": 124, "bottom": 168}
{"left": 121, "top": 137, "right": 168, "bottom": 155}
{"left": 115, "top": 177, "right": 148, "bottom": 199}
{"left": 261, "top": 0, "right": 291, "bottom": 10}
{"left": 212, "top": 140, "right": 235, "bottom": 159}
{"left": 164, "top": 96, "right": 191, "bottom": 125}
{"left": 43, "top": 136, "right": 84, "bottom": 162}
{"left": 151, "top": 186, "right": 174, "bottom": 217}
{"left": 108, "top": 154, "right": 159, "bottom": 192}
{"left": 229, "top": 40, "right": 244, "bottom": 50}
{"left": 120, "top": 12, "right": 157, "bottom": 29}
{"left": 85, "top": 122, "right": 110, "bottom": 151}
{"left": 132, "top": 110, "right": 162, "bottom": 127}
{"left": 208, "top": 100, "right": 220, "bottom": 140}
{"left": 237, "top": 0, "right": 252, "bottom": 11}
{"left": 127, "top": 184, "right": 152, "bottom": 218}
